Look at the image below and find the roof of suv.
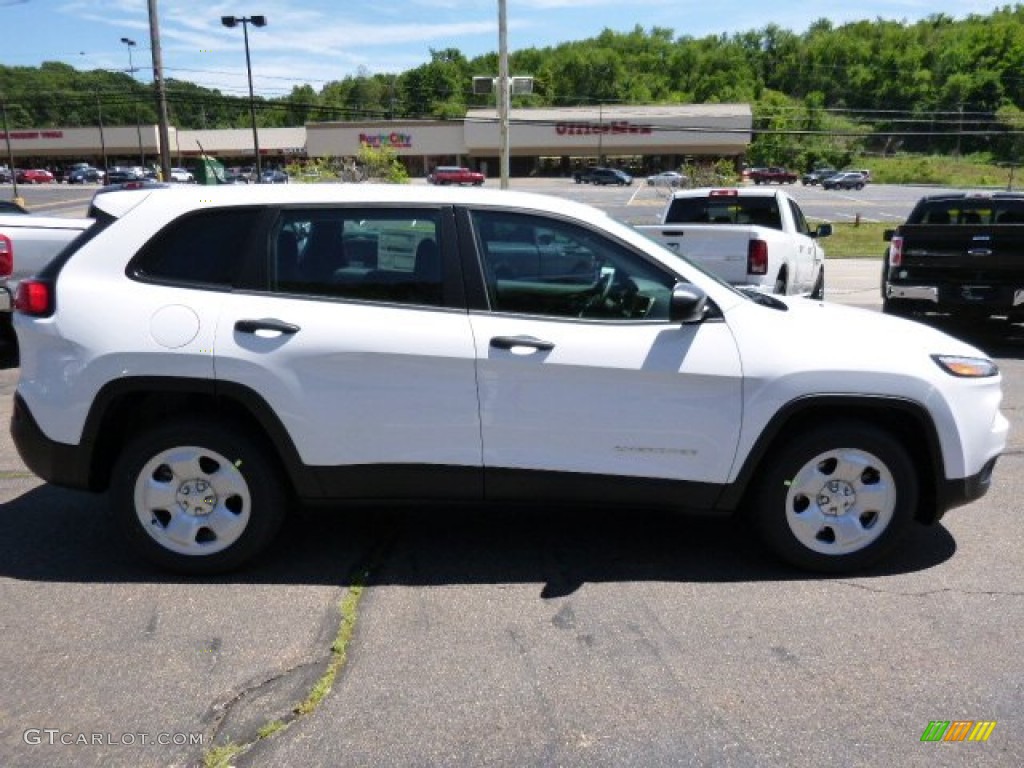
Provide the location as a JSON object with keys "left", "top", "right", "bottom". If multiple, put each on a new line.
{"left": 87, "top": 181, "right": 609, "bottom": 224}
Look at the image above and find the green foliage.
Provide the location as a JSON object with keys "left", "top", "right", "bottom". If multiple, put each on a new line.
{"left": 822, "top": 221, "right": 890, "bottom": 259}
{"left": 357, "top": 145, "right": 410, "bottom": 183}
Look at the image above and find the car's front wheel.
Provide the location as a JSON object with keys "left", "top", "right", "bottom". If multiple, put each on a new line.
{"left": 111, "top": 419, "right": 287, "bottom": 574}
{"left": 749, "top": 422, "right": 917, "bottom": 572}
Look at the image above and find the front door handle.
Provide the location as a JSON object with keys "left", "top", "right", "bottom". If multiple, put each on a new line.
{"left": 235, "top": 318, "right": 301, "bottom": 335}
{"left": 490, "top": 335, "right": 555, "bottom": 351}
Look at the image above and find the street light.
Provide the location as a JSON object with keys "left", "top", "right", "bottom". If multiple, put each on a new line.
{"left": 221, "top": 14, "right": 267, "bottom": 180}
{"left": 120, "top": 37, "right": 146, "bottom": 167}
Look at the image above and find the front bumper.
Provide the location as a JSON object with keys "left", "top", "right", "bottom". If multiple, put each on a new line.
{"left": 933, "top": 456, "right": 999, "bottom": 521}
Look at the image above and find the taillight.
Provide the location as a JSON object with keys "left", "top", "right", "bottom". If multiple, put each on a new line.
{"left": 889, "top": 235, "right": 903, "bottom": 267}
{"left": 0, "top": 234, "right": 11, "bottom": 277}
{"left": 747, "top": 239, "right": 768, "bottom": 275}
{"left": 15, "top": 279, "right": 54, "bottom": 317}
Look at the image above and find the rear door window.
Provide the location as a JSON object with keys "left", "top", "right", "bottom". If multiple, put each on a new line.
{"left": 270, "top": 208, "right": 447, "bottom": 307}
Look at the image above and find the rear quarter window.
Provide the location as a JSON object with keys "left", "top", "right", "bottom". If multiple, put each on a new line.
{"left": 129, "top": 208, "right": 264, "bottom": 287}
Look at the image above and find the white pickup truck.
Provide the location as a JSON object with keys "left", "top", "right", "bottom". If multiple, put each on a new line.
{"left": 635, "top": 187, "right": 831, "bottom": 298}
{"left": 0, "top": 213, "right": 93, "bottom": 337}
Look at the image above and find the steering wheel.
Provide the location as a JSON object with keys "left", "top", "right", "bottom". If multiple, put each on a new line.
{"left": 578, "top": 267, "right": 619, "bottom": 317}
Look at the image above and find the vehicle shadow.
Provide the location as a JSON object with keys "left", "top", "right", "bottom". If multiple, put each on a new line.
{"left": 0, "top": 484, "right": 957, "bottom": 591}
{"left": 909, "top": 315, "right": 1024, "bottom": 360}
{"left": 0, "top": 338, "right": 18, "bottom": 370}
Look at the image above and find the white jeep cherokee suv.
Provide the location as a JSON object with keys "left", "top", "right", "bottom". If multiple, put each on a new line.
{"left": 11, "top": 184, "right": 1007, "bottom": 574}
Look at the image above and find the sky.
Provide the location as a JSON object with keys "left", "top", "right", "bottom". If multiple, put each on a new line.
{"left": 0, "top": 0, "right": 1011, "bottom": 99}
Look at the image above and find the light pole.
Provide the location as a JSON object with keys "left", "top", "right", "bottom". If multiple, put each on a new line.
{"left": 221, "top": 14, "right": 266, "bottom": 180}
{"left": 497, "top": 0, "right": 509, "bottom": 188}
{"left": 120, "top": 37, "right": 146, "bottom": 168}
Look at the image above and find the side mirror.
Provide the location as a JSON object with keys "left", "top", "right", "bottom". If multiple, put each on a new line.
{"left": 669, "top": 282, "right": 708, "bottom": 324}
{"left": 883, "top": 228, "right": 895, "bottom": 242}
{"left": 814, "top": 222, "right": 833, "bottom": 238}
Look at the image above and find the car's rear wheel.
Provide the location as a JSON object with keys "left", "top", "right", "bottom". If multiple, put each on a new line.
{"left": 111, "top": 419, "right": 287, "bottom": 574}
{"left": 749, "top": 422, "right": 917, "bottom": 572}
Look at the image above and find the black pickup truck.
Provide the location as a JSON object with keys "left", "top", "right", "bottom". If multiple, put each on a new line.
{"left": 882, "top": 192, "right": 1024, "bottom": 322}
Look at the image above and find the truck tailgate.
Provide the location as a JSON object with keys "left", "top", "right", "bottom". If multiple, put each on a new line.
{"left": 896, "top": 224, "right": 1024, "bottom": 279}
{"left": 638, "top": 224, "right": 754, "bottom": 280}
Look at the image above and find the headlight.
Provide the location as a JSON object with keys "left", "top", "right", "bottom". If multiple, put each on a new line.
{"left": 931, "top": 354, "right": 999, "bottom": 378}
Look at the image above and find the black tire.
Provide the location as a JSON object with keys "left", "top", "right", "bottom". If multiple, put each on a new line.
{"left": 810, "top": 267, "right": 825, "bottom": 300}
{"left": 881, "top": 297, "right": 909, "bottom": 317}
{"left": 748, "top": 422, "right": 917, "bottom": 573}
{"left": 773, "top": 270, "right": 788, "bottom": 295}
{"left": 111, "top": 419, "right": 287, "bottom": 574}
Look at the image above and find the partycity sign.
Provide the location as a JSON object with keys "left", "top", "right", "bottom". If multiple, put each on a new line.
{"left": 359, "top": 132, "right": 413, "bottom": 149}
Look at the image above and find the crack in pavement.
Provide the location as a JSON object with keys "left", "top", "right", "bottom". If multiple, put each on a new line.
{"left": 837, "top": 581, "right": 1024, "bottom": 598}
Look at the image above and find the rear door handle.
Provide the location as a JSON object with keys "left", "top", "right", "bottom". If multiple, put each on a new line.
{"left": 967, "top": 248, "right": 992, "bottom": 257}
{"left": 235, "top": 318, "right": 301, "bottom": 335}
{"left": 490, "top": 335, "right": 555, "bottom": 351}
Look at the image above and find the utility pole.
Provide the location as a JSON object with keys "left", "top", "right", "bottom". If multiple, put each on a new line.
{"left": 148, "top": 0, "right": 173, "bottom": 182}
{"left": 1, "top": 96, "right": 22, "bottom": 205}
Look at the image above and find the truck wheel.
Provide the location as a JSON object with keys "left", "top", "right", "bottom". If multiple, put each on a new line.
{"left": 881, "top": 297, "right": 908, "bottom": 317}
{"left": 811, "top": 268, "right": 825, "bottom": 300}
{"left": 749, "top": 421, "right": 917, "bottom": 572}
{"left": 773, "top": 271, "right": 788, "bottom": 295}
{"left": 111, "top": 419, "right": 287, "bottom": 574}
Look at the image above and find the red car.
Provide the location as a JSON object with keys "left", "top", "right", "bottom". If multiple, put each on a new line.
{"left": 16, "top": 169, "right": 55, "bottom": 184}
{"left": 427, "top": 165, "right": 485, "bottom": 186}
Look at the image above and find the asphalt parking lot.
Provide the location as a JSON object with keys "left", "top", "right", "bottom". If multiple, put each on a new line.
{"left": 1, "top": 186, "right": 1022, "bottom": 767}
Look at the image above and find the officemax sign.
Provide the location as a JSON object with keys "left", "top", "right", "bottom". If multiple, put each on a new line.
{"left": 555, "top": 121, "right": 652, "bottom": 136}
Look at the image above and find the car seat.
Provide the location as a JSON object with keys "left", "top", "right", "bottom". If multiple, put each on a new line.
{"left": 413, "top": 238, "right": 442, "bottom": 303}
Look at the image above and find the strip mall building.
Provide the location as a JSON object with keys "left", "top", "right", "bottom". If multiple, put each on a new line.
{"left": 1, "top": 104, "right": 751, "bottom": 178}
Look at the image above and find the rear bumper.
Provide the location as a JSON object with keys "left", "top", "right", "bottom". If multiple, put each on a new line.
{"left": 10, "top": 393, "right": 93, "bottom": 490}
{"left": 886, "top": 281, "right": 1024, "bottom": 313}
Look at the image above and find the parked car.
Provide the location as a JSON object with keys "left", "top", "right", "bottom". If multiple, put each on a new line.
{"left": 169, "top": 167, "right": 195, "bottom": 184}
{"left": 15, "top": 169, "right": 55, "bottom": 184}
{"left": 67, "top": 166, "right": 105, "bottom": 184}
{"left": 259, "top": 169, "right": 289, "bottom": 184}
{"left": 646, "top": 171, "right": 687, "bottom": 188}
{"left": 427, "top": 166, "right": 485, "bottom": 186}
{"left": 801, "top": 167, "right": 837, "bottom": 186}
{"left": 749, "top": 167, "right": 797, "bottom": 184}
{"left": 574, "top": 167, "right": 633, "bottom": 186}
{"left": 823, "top": 172, "right": 868, "bottom": 190}
{"left": 9, "top": 184, "right": 1006, "bottom": 576}
{"left": 105, "top": 166, "right": 147, "bottom": 184}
